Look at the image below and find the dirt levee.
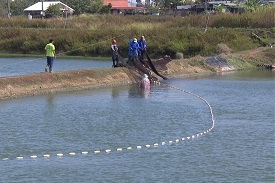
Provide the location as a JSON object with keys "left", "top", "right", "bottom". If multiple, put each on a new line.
{"left": 0, "top": 68, "right": 139, "bottom": 100}
{"left": 0, "top": 47, "right": 274, "bottom": 100}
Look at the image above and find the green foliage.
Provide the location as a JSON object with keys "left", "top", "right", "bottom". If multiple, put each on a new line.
{"left": 9, "top": 0, "right": 36, "bottom": 16}
{"left": 99, "top": 4, "right": 112, "bottom": 14}
{"left": 0, "top": 11, "right": 274, "bottom": 58}
{"left": 226, "top": 56, "right": 254, "bottom": 70}
{"left": 46, "top": 4, "right": 62, "bottom": 18}
{"left": 61, "top": 0, "right": 107, "bottom": 15}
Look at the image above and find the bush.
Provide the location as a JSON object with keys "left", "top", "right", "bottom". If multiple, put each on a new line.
{"left": 0, "top": 10, "right": 274, "bottom": 57}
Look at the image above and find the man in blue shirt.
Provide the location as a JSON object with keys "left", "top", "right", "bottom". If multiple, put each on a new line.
{"left": 138, "top": 36, "right": 146, "bottom": 59}
{"left": 131, "top": 38, "right": 140, "bottom": 60}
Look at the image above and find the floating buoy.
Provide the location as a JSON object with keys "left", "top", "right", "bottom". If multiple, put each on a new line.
{"left": 57, "top": 153, "right": 63, "bottom": 157}
{"left": 43, "top": 154, "right": 50, "bottom": 158}
{"left": 69, "top": 152, "right": 76, "bottom": 156}
{"left": 117, "top": 148, "right": 122, "bottom": 151}
{"left": 105, "top": 149, "right": 111, "bottom": 153}
{"left": 94, "top": 150, "right": 100, "bottom": 154}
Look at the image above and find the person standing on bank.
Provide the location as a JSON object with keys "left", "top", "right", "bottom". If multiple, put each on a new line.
{"left": 111, "top": 38, "right": 119, "bottom": 67}
{"left": 131, "top": 38, "right": 140, "bottom": 60}
{"left": 45, "top": 39, "right": 56, "bottom": 73}
{"left": 127, "top": 39, "right": 134, "bottom": 63}
{"left": 138, "top": 36, "right": 146, "bottom": 59}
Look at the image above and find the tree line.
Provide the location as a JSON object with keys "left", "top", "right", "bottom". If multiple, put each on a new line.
{"left": 0, "top": 0, "right": 273, "bottom": 18}
{"left": 0, "top": 0, "right": 112, "bottom": 17}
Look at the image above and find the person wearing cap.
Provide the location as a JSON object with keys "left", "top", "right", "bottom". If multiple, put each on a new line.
{"left": 131, "top": 38, "right": 140, "bottom": 60}
{"left": 139, "top": 74, "right": 150, "bottom": 90}
{"left": 138, "top": 36, "right": 147, "bottom": 59}
{"left": 111, "top": 38, "right": 119, "bottom": 67}
{"left": 44, "top": 38, "right": 56, "bottom": 73}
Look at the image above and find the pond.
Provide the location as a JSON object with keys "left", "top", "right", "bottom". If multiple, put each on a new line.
{"left": 0, "top": 57, "right": 111, "bottom": 77}
{"left": 0, "top": 58, "right": 274, "bottom": 182}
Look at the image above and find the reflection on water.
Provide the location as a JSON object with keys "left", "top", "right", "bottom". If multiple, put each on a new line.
{"left": 139, "top": 88, "right": 151, "bottom": 98}
{"left": 111, "top": 85, "right": 151, "bottom": 99}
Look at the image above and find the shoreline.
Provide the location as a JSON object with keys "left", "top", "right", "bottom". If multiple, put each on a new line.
{"left": 0, "top": 47, "right": 274, "bottom": 100}
{"left": 0, "top": 63, "right": 213, "bottom": 100}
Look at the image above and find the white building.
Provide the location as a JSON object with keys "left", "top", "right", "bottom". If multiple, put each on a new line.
{"left": 24, "top": 1, "right": 74, "bottom": 18}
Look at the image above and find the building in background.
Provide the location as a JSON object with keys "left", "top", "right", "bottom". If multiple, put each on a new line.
{"left": 104, "top": 0, "right": 146, "bottom": 14}
{"left": 24, "top": 1, "right": 74, "bottom": 18}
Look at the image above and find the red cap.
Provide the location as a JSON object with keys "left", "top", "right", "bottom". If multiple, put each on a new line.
{"left": 112, "top": 38, "right": 116, "bottom": 45}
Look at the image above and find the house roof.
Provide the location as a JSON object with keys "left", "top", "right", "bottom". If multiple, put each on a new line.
{"left": 111, "top": 6, "right": 146, "bottom": 10}
{"left": 24, "top": 1, "right": 74, "bottom": 12}
{"left": 177, "top": 5, "right": 192, "bottom": 9}
{"left": 207, "top": 1, "right": 237, "bottom": 6}
{"left": 104, "top": 0, "right": 128, "bottom": 7}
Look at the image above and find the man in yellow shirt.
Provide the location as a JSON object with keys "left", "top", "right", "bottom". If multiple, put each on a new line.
{"left": 44, "top": 39, "right": 56, "bottom": 73}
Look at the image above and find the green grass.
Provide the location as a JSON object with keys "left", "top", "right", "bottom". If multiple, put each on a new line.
{"left": 0, "top": 8, "right": 274, "bottom": 58}
{"left": 226, "top": 56, "right": 255, "bottom": 70}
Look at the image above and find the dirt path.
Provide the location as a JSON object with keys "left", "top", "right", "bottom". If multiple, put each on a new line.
{"left": 0, "top": 47, "right": 274, "bottom": 100}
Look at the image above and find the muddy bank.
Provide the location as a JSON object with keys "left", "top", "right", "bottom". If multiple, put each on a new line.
{"left": 0, "top": 67, "right": 141, "bottom": 100}
{"left": 0, "top": 65, "right": 211, "bottom": 100}
{"left": 0, "top": 47, "right": 274, "bottom": 100}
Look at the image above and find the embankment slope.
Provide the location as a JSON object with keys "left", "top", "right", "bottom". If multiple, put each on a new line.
{"left": 0, "top": 47, "right": 274, "bottom": 100}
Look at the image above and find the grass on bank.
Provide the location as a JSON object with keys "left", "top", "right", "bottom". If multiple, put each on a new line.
{"left": 0, "top": 8, "right": 274, "bottom": 59}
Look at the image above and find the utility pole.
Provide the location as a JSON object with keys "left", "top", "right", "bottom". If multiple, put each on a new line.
{"left": 41, "top": 0, "right": 45, "bottom": 19}
{"left": 7, "top": 0, "right": 11, "bottom": 18}
{"left": 64, "top": 8, "right": 68, "bottom": 29}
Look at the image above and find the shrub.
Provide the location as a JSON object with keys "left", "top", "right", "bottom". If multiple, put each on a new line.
{"left": 0, "top": 10, "right": 274, "bottom": 57}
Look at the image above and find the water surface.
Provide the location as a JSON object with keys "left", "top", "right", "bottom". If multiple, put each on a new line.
{"left": 0, "top": 57, "right": 111, "bottom": 77}
{"left": 0, "top": 67, "right": 274, "bottom": 182}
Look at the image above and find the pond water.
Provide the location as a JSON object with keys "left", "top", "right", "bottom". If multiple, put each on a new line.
{"left": 0, "top": 59, "right": 274, "bottom": 182}
{"left": 0, "top": 57, "right": 111, "bottom": 77}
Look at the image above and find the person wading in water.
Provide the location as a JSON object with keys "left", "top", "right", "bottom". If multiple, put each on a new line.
{"left": 139, "top": 74, "right": 150, "bottom": 90}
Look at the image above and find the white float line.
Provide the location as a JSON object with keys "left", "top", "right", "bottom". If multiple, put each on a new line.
{"left": 1, "top": 83, "right": 214, "bottom": 161}
{"left": 1, "top": 131, "right": 211, "bottom": 161}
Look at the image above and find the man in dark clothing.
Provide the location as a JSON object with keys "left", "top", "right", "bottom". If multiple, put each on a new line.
{"left": 111, "top": 38, "right": 119, "bottom": 67}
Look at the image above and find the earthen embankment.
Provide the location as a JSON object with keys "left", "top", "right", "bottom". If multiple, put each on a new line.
{"left": 0, "top": 47, "right": 274, "bottom": 100}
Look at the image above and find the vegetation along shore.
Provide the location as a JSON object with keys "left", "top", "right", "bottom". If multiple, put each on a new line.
{"left": 0, "top": 6, "right": 274, "bottom": 99}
